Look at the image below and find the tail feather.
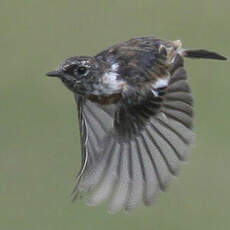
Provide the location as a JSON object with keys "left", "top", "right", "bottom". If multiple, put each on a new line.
{"left": 183, "top": 49, "right": 227, "bottom": 61}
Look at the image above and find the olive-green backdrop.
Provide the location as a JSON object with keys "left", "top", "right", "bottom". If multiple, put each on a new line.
{"left": 1, "top": 0, "right": 229, "bottom": 229}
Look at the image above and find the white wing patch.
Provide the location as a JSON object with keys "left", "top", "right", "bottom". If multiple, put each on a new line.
{"left": 95, "top": 63, "right": 125, "bottom": 94}
{"left": 151, "top": 77, "right": 170, "bottom": 96}
{"left": 154, "top": 78, "right": 169, "bottom": 89}
{"left": 111, "top": 63, "right": 119, "bottom": 71}
{"left": 101, "top": 71, "right": 125, "bottom": 94}
{"left": 91, "top": 63, "right": 125, "bottom": 95}
{"left": 103, "top": 71, "right": 118, "bottom": 83}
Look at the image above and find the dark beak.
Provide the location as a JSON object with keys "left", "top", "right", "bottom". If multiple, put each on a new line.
{"left": 46, "top": 70, "right": 63, "bottom": 78}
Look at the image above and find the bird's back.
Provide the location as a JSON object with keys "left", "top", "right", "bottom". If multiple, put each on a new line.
{"left": 96, "top": 36, "right": 179, "bottom": 85}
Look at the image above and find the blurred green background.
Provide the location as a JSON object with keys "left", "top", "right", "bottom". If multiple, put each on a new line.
{"left": 0, "top": 0, "right": 229, "bottom": 229}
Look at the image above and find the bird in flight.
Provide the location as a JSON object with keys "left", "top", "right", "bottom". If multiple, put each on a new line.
{"left": 47, "top": 36, "right": 227, "bottom": 212}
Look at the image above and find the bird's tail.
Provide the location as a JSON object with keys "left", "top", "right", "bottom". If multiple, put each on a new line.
{"left": 182, "top": 49, "right": 227, "bottom": 61}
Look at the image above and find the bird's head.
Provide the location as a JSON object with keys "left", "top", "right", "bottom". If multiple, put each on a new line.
{"left": 46, "top": 56, "right": 103, "bottom": 95}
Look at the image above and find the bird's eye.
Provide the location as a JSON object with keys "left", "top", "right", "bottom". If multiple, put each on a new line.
{"left": 77, "top": 66, "right": 87, "bottom": 75}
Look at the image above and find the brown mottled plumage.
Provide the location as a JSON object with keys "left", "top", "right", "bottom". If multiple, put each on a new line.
{"left": 46, "top": 36, "right": 227, "bottom": 212}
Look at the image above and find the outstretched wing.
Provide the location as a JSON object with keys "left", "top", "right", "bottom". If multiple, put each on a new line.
{"left": 113, "top": 83, "right": 166, "bottom": 140}
{"left": 73, "top": 95, "right": 116, "bottom": 195}
{"left": 73, "top": 54, "right": 194, "bottom": 212}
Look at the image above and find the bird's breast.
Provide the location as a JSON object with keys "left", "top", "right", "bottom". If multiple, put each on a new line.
{"left": 86, "top": 93, "right": 121, "bottom": 105}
